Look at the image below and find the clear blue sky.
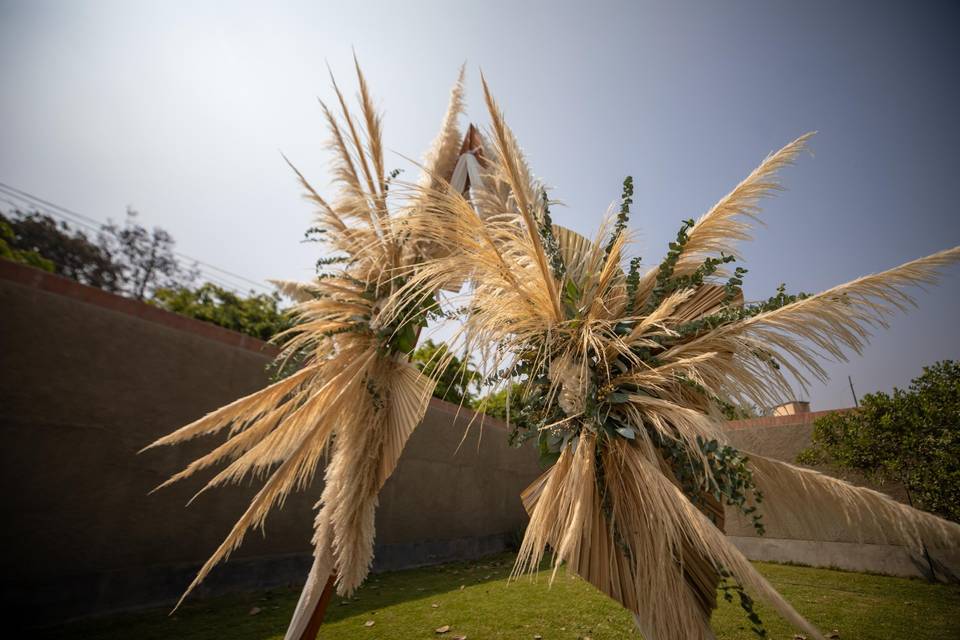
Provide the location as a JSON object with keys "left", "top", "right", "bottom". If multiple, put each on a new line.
{"left": 1, "top": 0, "right": 958, "bottom": 410}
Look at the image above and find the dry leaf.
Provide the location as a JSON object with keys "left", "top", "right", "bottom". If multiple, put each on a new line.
{"left": 364, "top": 620, "right": 375, "bottom": 627}
{"left": 436, "top": 625, "right": 451, "bottom": 634}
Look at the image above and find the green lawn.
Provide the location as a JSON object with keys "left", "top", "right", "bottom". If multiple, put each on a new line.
{"left": 41, "top": 554, "right": 960, "bottom": 640}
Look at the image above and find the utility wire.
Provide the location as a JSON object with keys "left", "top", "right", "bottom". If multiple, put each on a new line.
{"left": 1, "top": 194, "right": 251, "bottom": 295}
{"left": 0, "top": 187, "right": 103, "bottom": 234}
{"left": 0, "top": 206, "right": 245, "bottom": 296}
{"left": 0, "top": 181, "right": 270, "bottom": 293}
{"left": 0, "top": 181, "right": 271, "bottom": 292}
{"left": 0, "top": 186, "right": 257, "bottom": 295}
{"left": 0, "top": 181, "right": 272, "bottom": 294}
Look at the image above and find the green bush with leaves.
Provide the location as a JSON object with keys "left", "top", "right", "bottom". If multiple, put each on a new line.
{"left": 410, "top": 339, "right": 481, "bottom": 405}
{"left": 152, "top": 283, "right": 291, "bottom": 342}
{"left": 1, "top": 210, "right": 121, "bottom": 288}
{"left": 473, "top": 383, "right": 526, "bottom": 424}
{"left": 798, "top": 360, "right": 960, "bottom": 522}
{"left": 1, "top": 209, "right": 287, "bottom": 342}
{"left": 0, "top": 215, "right": 55, "bottom": 272}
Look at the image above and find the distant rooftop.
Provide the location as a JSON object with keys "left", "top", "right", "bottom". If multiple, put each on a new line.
{"left": 772, "top": 400, "right": 811, "bottom": 416}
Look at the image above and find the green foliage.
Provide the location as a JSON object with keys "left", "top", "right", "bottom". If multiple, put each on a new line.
{"left": 743, "top": 283, "right": 810, "bottom": 316}
{"left": 647, "top": 429, "right": 765, "bottom": 535}
{"left": 603, "top": 175, "right": 633, "bottom": 259}
{"left": 314, "top": 254, "right": 350, "bottom": 276}
{"left": 624, "top": 256, "right": 643, "bottom": 315}
{"left": 494, "top": 361, "right": 569, "bottom": 462}
{"left": 536, "top": 189, "right": 566, "bottom": 282}
{"left": 474, "top": 382, "right": 539, "bottom": 434}
{"left": 152, "top": 283, "right": 292, "bottom": 342}
{"left": 0, "top": 215, "right": 55, "bottom": 272}
{"left": 411, "top": 339, "right": 481, "bottom": 405}
{"left": 3, "top": 208, "right": 298, "bottom": 346}
{"left": 374, "top": 286, "right": 437, "bottom": 357}
{"left": 717, "top": 399, "right": 761, "bottom": 421}
{"left": 724, "top": 266, "right": 748, "bottom": 303}
{"left": 719, "top": 568, "right": 767, "bottom": 638}
{"left": 384, "top": 167, "right": 403, "bottom": 192}
{"left": 642, "top": 217, "right": 696, "bottom": 313}
{"left": 1, "top": 208, "right": 200, "bottom": 299}
{"left": 473, "top": 383, "right": 516, "bottom": 422}
{"left": 2, "top": 210, "right": 123, "bottom": 290}
{"left": 798, "top": 360, "right": 960, "bottom": 522}
{"left": 505, "top": 210, "right": 812, "bottom": 468}
{"left": 671, "top": 283, "right": 810, "bottom": 344}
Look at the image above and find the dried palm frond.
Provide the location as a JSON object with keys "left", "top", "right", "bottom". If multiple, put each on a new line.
{"left": 313, "top": 357, "right": 434, "bottom": 595}
{"left": 519, "top": 437, "right": 823, "bottom": 640}
{"left": 479, "top": 74, "right": 563, "bottom": 322}
{"left": 270, "top": 278, "right": 322, "bottom": 303}
{"left": 662, "top": 246, "right": 960, "bottom": 405}
{"left": 634, "top": 133, "right": 813, "bottom": 306}
{"left": 409, "top": 66, "right": 468, "bottom": 265}
{"left": 742, "top": 453, "right": 960, "bottom": 550}
{"left": 418, "top": 64, "right": 467, "bottom": 194}
{"left": 400, "top": 75, "right": 960, "bottom": 640}
{"left": 143, "top": 64, "right": 441, "bottom": 615}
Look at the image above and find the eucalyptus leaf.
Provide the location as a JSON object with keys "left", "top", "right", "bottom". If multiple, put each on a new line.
{"left": 615, "top": 426, "right": 636, "bottom": 440}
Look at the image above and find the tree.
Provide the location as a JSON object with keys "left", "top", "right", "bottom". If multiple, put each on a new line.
{"left": 719, "top": 401, "right": 762, "bottom": 420}
{"left": 99, "top": 208, "right": 197, "bottom": 300}
{"left": 1, "top": 208, "right": 198, "bottom": 298}
{"left": 0, "top": 214, "right": 55, "bottom": 272}
{"left": 152, "top": 282, "right": 291, "bottom": 342}
{"left": 473, "top": 382, "right": 535, "bottom": 424}
{"left": 798, "top": 360, "right": 960, "bottom": 523}
{"left": 473, "top": 383, "right": 522, "bottom": 422}
{"left": 2, "top": 210, "right": 122, "bottom": 290}
{"left": 3, "top": 207, "right": 287, "bottom": 342}
{"left": 410, "top": 339, "right": 480, "bottom": 405}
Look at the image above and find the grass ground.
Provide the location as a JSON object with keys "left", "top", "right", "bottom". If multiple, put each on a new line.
{"left": 40, "top": 553, "right": 960, "bottom": 640}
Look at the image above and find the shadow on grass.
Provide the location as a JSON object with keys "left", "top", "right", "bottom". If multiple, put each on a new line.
{"left": 324, "top": 553, "right": 524, "bottom": 621}
{"left": 36, "top": 552, "right": 525, "bottom": 640}
{"left": 35, "top": 554, "right": 960, "bottom": 640}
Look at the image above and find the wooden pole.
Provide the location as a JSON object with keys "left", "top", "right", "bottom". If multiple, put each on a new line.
{"left": 296, "top": 573, "right": 337, "bottom": 640}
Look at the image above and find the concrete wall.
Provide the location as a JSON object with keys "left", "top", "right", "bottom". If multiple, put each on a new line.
{"left": 723, "top": 414, "right": 959, "bottom": 581}
{"left": 0, "top": 261, "right": 542, "bottom": 625}
{"left": 3, "top": 257, "right": 956, "bottom": 629}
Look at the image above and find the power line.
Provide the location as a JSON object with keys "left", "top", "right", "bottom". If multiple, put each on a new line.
{"left": 0, "top": 181, "right": 271, "bottom": 292}
{"left": 0, "top": 187, "right": 102, "bottom": 234}
{"left": 0, "top": 181, "right": 104, "bottom": 228}
{"left": 0, "top": 187, "right": 258, "bottom": 295}
{"left": 0, "top": 194, "right": 31, "bottom": 212}
{"left": 0, "top": 181, "right": 272, "bottom": 294}
{"left": 1, "top": 195, "right": 253, "bottom": 295}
